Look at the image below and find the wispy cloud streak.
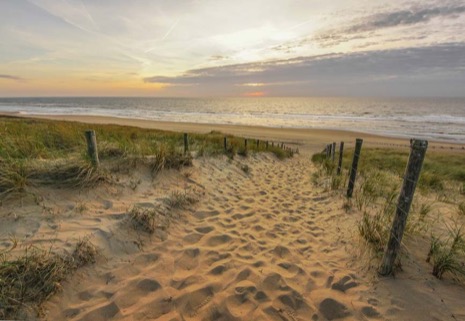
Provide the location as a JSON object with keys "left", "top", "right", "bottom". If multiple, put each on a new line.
{"left": 0, "top": 74, "right": 25, "bottom": 82}
{"left": 348, "top": 4, "right": 465, "bottom": 33}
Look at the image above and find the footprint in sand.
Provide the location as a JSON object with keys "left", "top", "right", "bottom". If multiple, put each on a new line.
{"left": 195, "top": 226, "right": 215, "bottom": 234}
{"left": 330, "top": 275, "right": 359, "bottom": 293}
{"left": 206, "top": 234, "right": 232, "bottom": 247}
{"left": 175, "top": 285, "right": 216, "bottom": 317}
{"left": 134, "top": 278, "right": 162, "bottom": 292}
{"left": 77, "top": 302, "right": 120, "bottom": 321}
{"left": 194, "top": 210, "right": 220, "bottom": 219}
{"left": 183, "top": 233, "right": 204, "bottom": 244}
{"left": 171, "top": 275, "right": 204, "bottom": 291}
{"left": 176, "top": 248, "right": 201, "bottom": 270}
{"left": 319, "top": 298, "right": 351, "bottom": 320}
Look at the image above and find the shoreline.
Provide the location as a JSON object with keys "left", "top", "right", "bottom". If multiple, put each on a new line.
{"left": 2, "top": 112, "right": 464, "bottom": 153}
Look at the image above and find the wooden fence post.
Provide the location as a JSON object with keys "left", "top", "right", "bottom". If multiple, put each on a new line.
{"left": 245, "top": 139, "right": 248, "bottom": 149}
{"left": 85, "top": 130, "right": 99, "bottom": 167}
{"left": 266, "top": 141, "right": 269, "bottom": 149}
{"left": 379, "top": 139, "right": 428, "bottom": 276}
{"left": 326, "top": 144, "right": 330, "bottom": 159}
{"left": 224, "top": 137, "right": 227, "bottom": 150}
{"left": 184, "top": 133, "right": 189, "bottom": 154}
{"left": 281, "top": 143, "right": 284, "bottom": 149}
{"left": 346, "top": 138, "right": 363, "bottom": 198}
{"left": 332, "top": 142, "right": 336, "bottom": 161}
{"left": 256, "top": 139, "right": 259, "bottom": 149}
{"left": 337, "top": 141, "right": 344, "bottom": 175}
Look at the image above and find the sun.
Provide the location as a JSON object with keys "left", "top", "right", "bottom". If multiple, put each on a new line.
{"left": 243, "top": 91, "right": 265, "bottom": 97}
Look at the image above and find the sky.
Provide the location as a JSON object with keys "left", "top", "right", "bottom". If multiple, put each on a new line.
{"left": 0, "top": 0, "right": 464, "bottom": 97}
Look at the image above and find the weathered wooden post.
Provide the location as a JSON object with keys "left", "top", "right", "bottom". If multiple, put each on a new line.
{"left": 266, "top": 141, "right": 269, "bottom": 149}
{"left": 337, "top": 141, "right": 344, "bottom": 175}
{"left": 85, "top": 130, "right": 99, "bottom": 167}
{"left": 271, "top": 142, "right": 274, "bottom": 147}
{"left": 326, "top": 144, "right": 330, "bottom": 159}
{"left": 281, "top": 143, "right": 284, "bottom": 149}
{"left": 183, "top": 133, "right": 189, "bottom": 154}
{"left": 332, "top": 142, "right": 336, "bottom": 161}
{"left": 346, "top": 138, "right": 363, "bottom": 198}
{"left": 379, "top": 139, "right": 428, "bottom": 276}
{"left": 224, "top": 137, "right": 227, "bottom": 151}
{"left": 245, "top": 139, "right": 248, "bottom": 149}
{"left": 256, "top": 139, "right": 259, "bottom": 149}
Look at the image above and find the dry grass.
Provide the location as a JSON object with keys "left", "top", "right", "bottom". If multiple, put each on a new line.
{"left": 128, "top": 206, "right": 159, "bottom": 234}
{"left": 166, "top": 188, "right": 201, "bottom": 209}
{"left": 30, "top": 159, "right": 109, "bottom": 188}
{"left": 127, "top": 189, "right": 201, "bottom": 235}
{"left": 0, "top": 160, "right": 30, "bottom": 199}
{"left": 358, "top": 210, "right": 392, "bottom": 252}
{"left": 149, "top": 145, "right": 193, "bottom": 174}
{"left": 0, "top": 158, "right": 109, "bottom": 202}
{"left": 71, "top": 238, "right": 98, "bottom": 268}
{"left": 0, "top": 240, "right": 97, "bottom": 319}
{"left": 457, "top": 202, "right": 465, "bottom": 216}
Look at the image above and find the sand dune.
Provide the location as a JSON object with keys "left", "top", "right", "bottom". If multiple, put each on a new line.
{"left": 2, "top": 143, "right": 465, "bottom": 320}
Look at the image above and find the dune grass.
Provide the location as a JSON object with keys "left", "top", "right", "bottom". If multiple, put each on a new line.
{"left": 0, "top": 116, "right": 292, "bottom": 200}
{"left": 0, "top": 239, "right": 97, "bottom": 319}
{"left": 312, "top": 145, "right": 465, "bottom": 198}
{"left": 341, "top": 147, "right": 465, "bottom": 192}
{"left": 427, "top": 223, "right": 465, "bottom": 280}
{"left": 165, "top": 188, "right": 201, "bottom": 210}
{"left": 312, "top": 145, "right": 465, "bottom": 278}
{"left": 128, "top": 206, "right": 160, "bottom": 234}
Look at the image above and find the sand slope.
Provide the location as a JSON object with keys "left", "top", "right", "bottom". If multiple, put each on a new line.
{"left": 40, "top": 153, "right": 379, "bottom": 321}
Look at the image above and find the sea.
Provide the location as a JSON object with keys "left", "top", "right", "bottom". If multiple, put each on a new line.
{"left": 0, "top": 96, "right": 464, "bottom": 143}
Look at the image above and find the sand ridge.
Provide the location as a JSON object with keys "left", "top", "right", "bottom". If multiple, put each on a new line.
{"left": 41, "top": 153, "right": 380, "bottom": 321}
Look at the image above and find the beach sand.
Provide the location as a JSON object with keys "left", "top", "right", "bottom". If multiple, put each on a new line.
{"left": 1, "top": 115, "right": 465, "bottom": 321}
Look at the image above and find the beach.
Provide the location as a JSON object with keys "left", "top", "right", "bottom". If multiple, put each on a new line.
{"left": 1, "top": 115, "right": 465, "bottom": 321}
{"left": 3, "top": 113, "right": 464, "bottom": 153}
{"left": 3, "top": 0, "right": 465, "bottom": 319}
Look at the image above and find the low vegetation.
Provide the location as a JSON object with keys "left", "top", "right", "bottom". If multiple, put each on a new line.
{"left": 165, "top": 188, "right": 201, "bottom": 209}
{"left": 128, "top": 206, "right": 160, "bottom": 234}
{"left": 312, "top": 145, "right": 465, "bottom": 280}
{"left": 0, "top": 116, "right": 292, "bottom": 200}
{"left": 427, "top": 224, "right": 465, "bottom": 280}
{"left": 0, "top": 239, "right": 97, "bottom": 319}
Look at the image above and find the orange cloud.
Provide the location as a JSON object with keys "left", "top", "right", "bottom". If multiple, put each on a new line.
{"left": 244, "top": 91, "right": 265, "bottom": 97}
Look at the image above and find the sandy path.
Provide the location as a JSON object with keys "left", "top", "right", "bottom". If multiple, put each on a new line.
{"left": 44, "top": 153, "right": 377, "bottom": 321}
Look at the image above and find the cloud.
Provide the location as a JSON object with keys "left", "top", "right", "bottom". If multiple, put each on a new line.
{"left": 0, "top": 74, "right": 24, "bottom": 82}
{"left": 313, "top": 3, "right": 465, "bottom": 47}
{"left": 144, "top": 43, "right": 465, "bottom": 97}
{"left": 269, "top": 3, "right": 465, "bottom": 52}
{"left": 347, "top": 4, "right": 465, "bottom": 33}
